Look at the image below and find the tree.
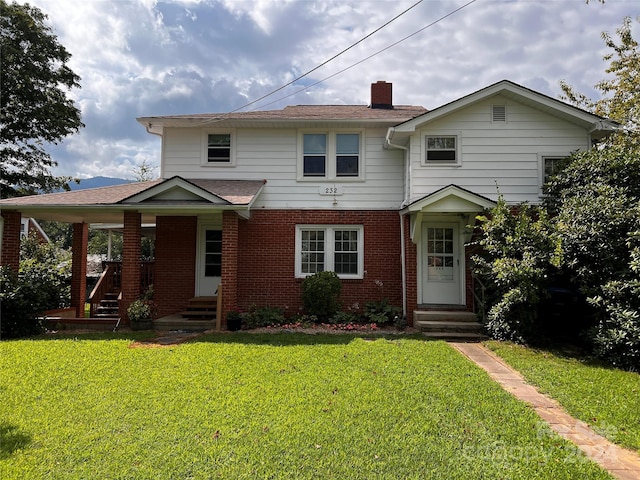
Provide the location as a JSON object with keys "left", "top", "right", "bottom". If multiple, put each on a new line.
{"left": 560, "top": 16, "right": 639, "bottom": 148}
{"left": 132, "top": 158, "right": 158, "bottom": 182}
{"left": 0, "top": 1, "right": 83, "bottom": 198}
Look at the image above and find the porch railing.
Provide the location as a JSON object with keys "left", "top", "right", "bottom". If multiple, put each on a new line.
{"left": 471, "top": 272, "right": 487, "bottom": 324}
{"left": 88, "top": 261, "right": 154, "bottom": 317}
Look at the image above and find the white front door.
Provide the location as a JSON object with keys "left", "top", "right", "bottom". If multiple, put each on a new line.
{"left": 196, "top": 225, "right": 222, "bottom": 297}
{"left": 421, "top": 223, "right": 462, "bottom": 305}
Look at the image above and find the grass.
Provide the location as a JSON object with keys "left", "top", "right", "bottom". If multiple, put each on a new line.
{"left": 0, "top": 332, "right": 614, "bottom": 479}
{"left": 486, "top": 341, "right": 640, "bottom": 453}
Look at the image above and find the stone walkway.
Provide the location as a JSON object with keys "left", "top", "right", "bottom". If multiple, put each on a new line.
{"left": 451, "top": 342, "right": 640, "bottom": 480}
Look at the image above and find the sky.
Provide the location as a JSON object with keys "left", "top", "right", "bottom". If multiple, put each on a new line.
{"left": 16, "top": 0, "right": 640, "bottom": 180}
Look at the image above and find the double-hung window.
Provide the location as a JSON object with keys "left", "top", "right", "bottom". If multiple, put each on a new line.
{"left": 201, "top": 130, "right": 235, "bottom": 166}
{"left": 303, "top": 133, "right": 327, "bottom": 176}
{"left": 296, "top": 225, "right": 364, "bottom": 278}
{"left": 425, "top": 135, "right": 457, "bottom": 163}
{"left": 299, "top": 131, "right": 363, "bottom": 180}
{"left": 539, "top": 154, "right": 569, "bottom": 192}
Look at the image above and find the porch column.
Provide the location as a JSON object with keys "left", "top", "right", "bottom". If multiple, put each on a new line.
{"left": 71, "top": 223, "right": 89, "bottom": 318}
{"left": 403, "top": 214, "right": 418, "bottom": 325}
{"left": 0, "top": 210, "right": 22, "bottom": 273}
{"left": 221, "top": 211, "right": 239, "bottom": 324}
{"left": 121, "top": 211, "right": 142, "bottom": 324}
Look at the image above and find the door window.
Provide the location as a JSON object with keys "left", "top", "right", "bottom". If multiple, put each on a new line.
{"left": 426, "top": 227, "right": 454, "bottom": 281}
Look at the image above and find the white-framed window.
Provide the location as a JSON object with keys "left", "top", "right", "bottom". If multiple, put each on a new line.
{"left": 201, "top": 129, "right": 236, "bottom": 166}
{"left": 295, "top": 225, "right": 364, "bottom": 278}
{"left": 422, "top": 132, "right": 461, "bottom": 166}
{"left": 539, "top": 154, "right": 569, "bottom": 191}
{"left": 298, "top": 130, "right": 364, "bottom": 180}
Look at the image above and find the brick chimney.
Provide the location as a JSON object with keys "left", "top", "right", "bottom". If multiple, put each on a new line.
{"left": 370, "top": 81, "right": 393, "bottom": 109}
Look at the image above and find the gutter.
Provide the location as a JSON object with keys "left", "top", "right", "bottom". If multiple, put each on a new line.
{"left": 386, "top": 127, "right": 410, "bottom": 320}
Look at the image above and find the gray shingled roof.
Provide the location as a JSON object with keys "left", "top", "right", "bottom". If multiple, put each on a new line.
{"left": 0, "top": 178, "right": 265, "bottom": 207}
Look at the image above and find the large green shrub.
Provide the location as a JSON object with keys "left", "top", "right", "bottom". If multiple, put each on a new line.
{"left": 472, "top": 198, "right": 562, "bottom": 343}
{"left": 0, "top": 266, "right": 46, "bottom": 338}
{"left": 545, "top": 146, "right": 640, "bottom": 369}
{"left": 300, "top": 271, "right": 342, "bottom": 322}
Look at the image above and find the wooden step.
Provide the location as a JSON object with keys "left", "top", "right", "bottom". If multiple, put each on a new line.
{"left": 153, "top": 317, "right": 216, "bottom": 332}
{"left": 181, "top": 296, "right": 218, "bottom": 320}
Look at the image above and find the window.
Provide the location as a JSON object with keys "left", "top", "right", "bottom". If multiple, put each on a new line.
{"left": 207, "top": 134, "right": 230, "bottom": 162}
{"left": 425, "top": 136, "right": 457, "bottom": 163}
{"left": 296, "top": 225, "right": 363, "bottom": 278}
{"left": 299, "top": 131, "right": 363, "bottom": 180}
{"left": 201, "top": 130, "right": 235, "bottom": 166}
{"left": 336, "top": 134, "right": 359, "bottom": 177}
{"left": 303, "top": 133, "right": 326, "bottom": 176}
{"left": 539, "top": 154, "right": 569, "bottom": 191}
{"left": 204, "top": 230, "right": 222, "bottom": 277}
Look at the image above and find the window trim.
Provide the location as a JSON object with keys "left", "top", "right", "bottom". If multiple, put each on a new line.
{"left": 201, "top": 129, "right": 236, "bottom": 167}
{"left": 295, "top": 225, "right": 364, "bottom": 279}
{"left": 421, "top": 131, "right": 462, "bottom": 166}
{"left": 297, "top": 129, "right": 365, "bottom": 181}
{"left": 538, "top": 153, "right": 570, "bottom": 193}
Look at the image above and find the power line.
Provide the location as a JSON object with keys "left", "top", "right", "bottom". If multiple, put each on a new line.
{"left": 252, "top": 0, "right": 478, "bottom": 111}
{"left": 228, "top": 0, "right": 425, "bottom": 114}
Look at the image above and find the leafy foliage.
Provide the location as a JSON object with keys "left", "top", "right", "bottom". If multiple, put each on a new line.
{"left": 560, "top": 16, "right": 640, "bottom": 148}
{"left": 20, "top": 232, "right": 72, "bottom": 311}
{"left": 0, "top": 0, "right": 83, "bottom": 198}
{"left": 242, "top": 305, "right": 286, "bottom": 329}
{"left": 300, "top": 271, "right": 342, "bottom": 322}
{"left": 0, "top": 266, "right": 46, "bottom": 338}
{"left": 364, "top": 298, "right": 401, "bottom": 326}
{"left": 472, "top": 198, "right": 562, "bottom": 343}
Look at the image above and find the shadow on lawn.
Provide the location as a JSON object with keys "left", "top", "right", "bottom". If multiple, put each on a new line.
{"left": 0, "top": 423, "right": 32, "bottom": 459}
{"left": 185, "top": 331, "right": 428, "bottom": 346}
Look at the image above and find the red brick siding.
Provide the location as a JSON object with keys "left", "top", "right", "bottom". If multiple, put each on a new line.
{"left": 121, "top": 212, "right": 142, "bottom": 323}
{"left": 403, "top": 215, "right": 418, "bottom": 325}
{"left": 71, "top": 223, "right": 88, "bottom": 318}
{"left": 221, "top": 211, "right": 239, "bottom": 319}
{"left": 235, "top": 210, "right": 403, "bottom": 318}
{"left": 154, "top": 216, "right": 197, "bottom": 317}
{"left": 1, "top": 210, "right": 21, "bottom": 272}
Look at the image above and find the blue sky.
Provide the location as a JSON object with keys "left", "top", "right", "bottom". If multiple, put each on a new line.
{"left": 17, "top": 0, "right": 640, "bottom": 180}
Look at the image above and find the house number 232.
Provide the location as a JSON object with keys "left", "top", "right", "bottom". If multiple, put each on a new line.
{"left": 318, "top": 186, "right": 343, "bottom": 196}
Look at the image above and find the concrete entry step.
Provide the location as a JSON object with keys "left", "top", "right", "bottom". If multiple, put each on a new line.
{"left": 414, "top": 310, "right": 479, "bottom": 323}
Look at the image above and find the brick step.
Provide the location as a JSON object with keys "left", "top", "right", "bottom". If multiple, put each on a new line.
{"left": 153, "top": 317, "right": 216, "bottom": 332}
{"left": 422, "top": 331, "right": 489, "bottom": 341}
{"left": 416, "top": 320, "right": 484, "bottom": 333}
{"left": 414, "top": 310, "right": 479, "bottom": 323}
{"left": 180, "top": 310, "right": 216, "bottom": 319}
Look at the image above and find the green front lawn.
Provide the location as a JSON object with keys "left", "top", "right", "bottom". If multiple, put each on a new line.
{"left": 487, "top": 341, "right": 640, "bottom": 453}
{"left": 1, "top": 333, "right": 613, "bottom": 479}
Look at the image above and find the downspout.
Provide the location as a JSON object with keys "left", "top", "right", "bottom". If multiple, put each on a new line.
{"left": 385, "top": 127, "right": 409, "bottom": 319}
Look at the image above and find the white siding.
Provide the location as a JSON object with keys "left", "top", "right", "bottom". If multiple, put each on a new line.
{"left": 408, "top": 95, "right": 591, "bottom": 204}
{"left": 161, "top": 127, "right": 406, "bottom": 209}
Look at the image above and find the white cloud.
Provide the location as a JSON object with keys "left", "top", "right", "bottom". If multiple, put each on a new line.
{"left": 13, "top": 0, "right": 639, "bottom": 179}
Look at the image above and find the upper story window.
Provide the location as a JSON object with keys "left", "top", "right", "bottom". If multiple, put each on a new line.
{"left": 336, "top": 133, "right": 360, "bottom": 177}
{"left": 295, "top": 225, "right": 364, "bottom": 279}
{"left": 422, "top": 133, "right": 461, "bottom": 166}
{"left": 201, "top": 130, "right": 236, "bottom": 166}
{"left": 426, "top": 136, "right": 456, "bottom": 162}
{"left": 539, "top": 154, "right": 569, "bottom": 191}
{"left": 299, "top": 130, "right": 363, "bottom": 180}
{"left": 303, "top": 133, "right": 327, "bottom": 176}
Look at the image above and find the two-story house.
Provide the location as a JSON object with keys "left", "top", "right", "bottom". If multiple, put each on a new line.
{"left": 0, "top": 80, "right": 615, "bottom": 328}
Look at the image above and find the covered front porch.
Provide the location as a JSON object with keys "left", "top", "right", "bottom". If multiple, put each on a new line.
{"left": 0, "top": 177, "right": 266, "bottom": 329}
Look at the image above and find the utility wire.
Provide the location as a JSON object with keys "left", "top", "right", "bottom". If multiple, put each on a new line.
{"left": 252, "top": 0, "right": 478, "bottom": 111}
{"left": 228, "top": 0, "right": 425, "bottom": 114}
